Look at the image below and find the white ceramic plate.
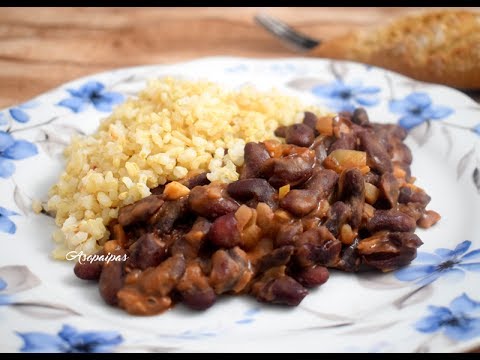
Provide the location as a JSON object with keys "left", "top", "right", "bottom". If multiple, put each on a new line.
{"left": 1, "top": 57, "right": 480, "bottom": 353}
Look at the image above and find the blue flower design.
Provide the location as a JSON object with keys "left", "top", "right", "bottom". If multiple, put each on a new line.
{"left": 389, "top": 92, "right": 453, "bottom": 130}
{"left": 312, "top": 79, "right": 381, "bottom": 112}
{"left": 416, "top": 293, "right": 480, "bottom": 341}
{"left": 225, "top": 64, "right": 248, "bottom": 73}
{"left": 270, "top": 63, "right": 296, "bottom": 75}
{"left": 4, "top": 101, "right": 38, "bottom": 125}
{"left": 9, "top": 108, "right": 29, "bottom": 124}
{"left": 0, "top": 278, "right": 12, "bottom": 305}
{"left": 17, "top": 324, "right": 123, "bottom": 353}
{"left": 235, "top": 307, "right": 261, "bottom": 324}
{"left": 472, "top": 124, "right": 480, "bottom": 136}
{"left": 0, "top": 207, "right": 19, "bottom": 234}
{"left": 395, "top": 240, "right": 480, "bottom": 286}
{"left": 57, "top": 81, "right": 124, "bottom": 113}
{"left": 175, "top": 330, "right": 216, "bottom": 340}
{"left": 0, "top": 131, "right": 38, "bottom": 179}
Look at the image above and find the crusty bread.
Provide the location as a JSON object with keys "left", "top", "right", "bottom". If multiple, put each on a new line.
{"left": 311, "top": 9, "right": 480, "bottom": 89}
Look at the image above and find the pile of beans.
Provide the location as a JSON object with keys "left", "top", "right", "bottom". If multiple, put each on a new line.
{"left": 74, "top": 108, "right": 440, "bottom": 316}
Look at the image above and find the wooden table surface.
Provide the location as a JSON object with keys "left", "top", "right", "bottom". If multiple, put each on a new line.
{"left": 1, "top": 7, "right": 479, "bottom": 108}
{"left": 1, "top": 7, "right": 479, "bottom": 353}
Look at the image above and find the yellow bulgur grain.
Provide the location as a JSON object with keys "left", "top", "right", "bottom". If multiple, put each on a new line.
{"left": 32, "top": 199, "right": 43, "bottom": 214}
{"left": 47, "top": 77, "right": 331, "bottom": 259}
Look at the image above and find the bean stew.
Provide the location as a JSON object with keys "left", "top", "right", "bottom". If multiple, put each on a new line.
{"left": 74, "top": 108, "right": 440, "bottom": 316}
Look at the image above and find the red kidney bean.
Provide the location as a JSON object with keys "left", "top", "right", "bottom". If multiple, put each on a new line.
{"left": 181, "top": 286, "right": 217, "bottom": 311}
{"left": 179, "top": 172, "right": 210, "bottom": 189}
{"left": 126, "top": 233, "right": 167, "bottom": 270}
{"left": 257, "top": 246, "right": 294, "bottom": 274}
{"left": 310, "top": 136, "right": 331, "bottom": 165}
{"left": 379, "top": 172, "right": 400, "bottom": 208}
{"left": 351, "top": 107, "right": 370, "bottom": 127}
{"left": 188, "top": 183, "right": 240, "bottom": 219}
{"left": 99, "top": 254, "right": 126, "bottom": 306}
{"left": 227, "top": 178, "right": 277, "bottom": 208}
{"left": 138, "top": 254, "right": 186, "bottom": 297}
{"left": 210, "top": 247, "right": 252, "bottom": 294}
{"left": 267, "top": 150, "right": 315, "bottom": 188}
{"left": 302, "top": 111, "right": 319, "bottom": 133}
{"left": 334, "top": 240, "right": 361, "bottom": 272}
{"left": 240, "top": 142, "right": 271, "bottom": 179}
{"left": 303, "top": 168, "right": 339, "bottom": 200}
{"left": 254, "top": 275, "right": 308, "bottom": 306}
{"left": 118, "top": 195, "right": 164, "bottom": 227}
{"left": 367, "top": 209, "right": 416, "bottom": 233}
{"left": 358, "top": 130, "right": 393, "bottom": 174}
{"left": 292, "top": 266, "right": 330, "bottom": 288}
{"left": 364, "top": 171, "right": 380, "bottom": 186}
{"left": 328, "top": 133, "right": 357, "bottom": 153}
{"left": 208, "top": 213, "right": 241, "bottom": 248}
{"left": 324, "top": 201, "right": 352, "bottom": 237}
{"left": 280, "top": 189, "right": 319, "bottom": 217}
{"left": 177, "top": 262, "right": 217, "bottom": 311}
{"left": 357, "top": 232, "right": 423, "bottom": 271}
{"left": 295, "top": 239, "right": 342, "bottom": 268}
{"left": 398, "top": 186, "right": 431, "bottom": 206}
{"left": 284, "top": 123, "right": 315, "bottom": 147}
{"left": 74, "top": 250, "right": 104, "bottom": 280}
{"left": 294, "top": 227, "right": 342, "bottom": 268}
{"left": 274, "top": 126, "right": 287, "bottom": 138}
{"left": 339, "top": 168, "right": 365, "bottom": 230}
{"left": 275, "top": 221, "right": 303, "bottom": 247}
{"left": 150, "top": 197, "right": 189, "bottom": 233}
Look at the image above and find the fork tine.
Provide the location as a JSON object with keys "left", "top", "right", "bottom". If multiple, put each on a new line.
{"left": 254, "top": 13, "right": 320, "bottom": 52}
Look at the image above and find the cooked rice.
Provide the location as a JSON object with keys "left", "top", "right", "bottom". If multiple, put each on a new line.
{"left": 46, "top": 77, "right": 330, "bottom": 259}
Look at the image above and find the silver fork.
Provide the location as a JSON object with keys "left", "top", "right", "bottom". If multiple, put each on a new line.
{"left": 254, "top": 13, "right": 321, "bottom": 52}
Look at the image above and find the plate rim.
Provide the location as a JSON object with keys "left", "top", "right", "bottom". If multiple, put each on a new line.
{"left": 3, "top": 55, "right": 479, "bottom": 111}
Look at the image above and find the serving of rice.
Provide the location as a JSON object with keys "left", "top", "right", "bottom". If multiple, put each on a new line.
{"left": 46, "top": 77, "right": 330, "bottom": 259}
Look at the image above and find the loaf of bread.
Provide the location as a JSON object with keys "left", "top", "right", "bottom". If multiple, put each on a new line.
{"left": 310, "top": 9, "right": 480, "bottom": 89}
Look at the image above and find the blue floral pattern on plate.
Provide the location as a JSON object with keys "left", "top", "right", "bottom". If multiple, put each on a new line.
{"left": 9, "top": 108, "right": 29, "bottom": 124}
{"left": 389, "top": 92, "right": 454, "bottom": 130}
{"left": 0, "top": 207, "right": 19, "bottom": 234}
{"left": 416, "top": 293, "right": 480, "bottom": 341}
{"left": 0, "top": 131, "right": 38, "bottom": 179}
{"left": 0, "top": 278, "right": 12, "bottom": 305}
{"left": 17, "top": 324, "right": 123, "bottom": 353}
{"left": 57, "top": 81, "right": 124, "bottom": 113}
{"left": 1, "top": 101, "right": 39, "bottom": 125}
{"left": 395, "top": 240, "right": 480, "bottom": 286}
{"left": 312, "top": 79, "right": 380, "bottom": 112}
{"left": 235, "top": 308, "right": 261, "bottom": 324}
{"left": 472, "top": 124, "right": 480, "bottom": 136}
